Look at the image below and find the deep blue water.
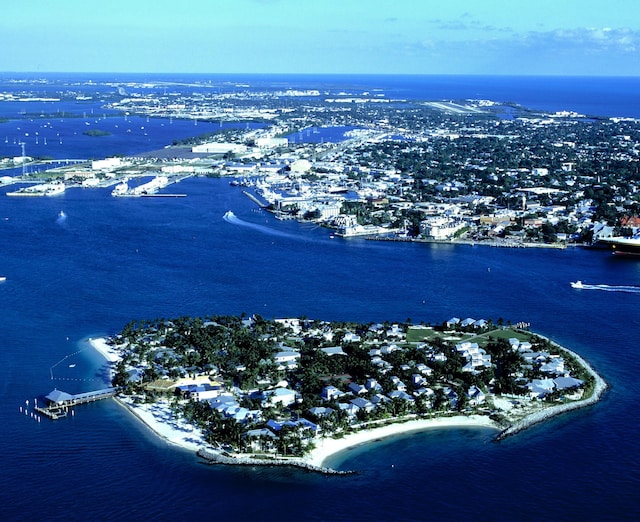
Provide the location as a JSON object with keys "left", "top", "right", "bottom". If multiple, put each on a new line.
{"left": 1, "top": 75, "right": 640, "bottom": 520}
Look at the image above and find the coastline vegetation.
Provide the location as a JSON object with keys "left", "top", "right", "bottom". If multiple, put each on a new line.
{"left": 108, "top": 314, "right": 600, "bottom": 458}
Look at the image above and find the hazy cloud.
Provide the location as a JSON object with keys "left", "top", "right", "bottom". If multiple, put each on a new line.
{"left": 521, "top": 27, "right": 639, "bottom": 53}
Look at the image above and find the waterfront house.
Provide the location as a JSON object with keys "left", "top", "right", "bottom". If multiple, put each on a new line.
{"left": 338, "top": 402, "right": 360, "bottom": 417}
{"left": 540, "top": 358, "right": 565, "bottom": 375}
{"left": 467, "top": 385, "right": 486, "bottom": 406}
{"left": 446, "top": 317, "right": 461, "bottom": 328}
{"left": 245, "top": 428, "right": 277, "bottom": 452}
{"left": 460, "top": 318, "right": 476, "bottom": 328}
{"left": 526, "top": 378, "right": 556, "bottom": 398}
{"left": 553, "top": 376, "right": 583, "bottom": 390}
{"left": 350, "top": 397, "right": 375, "bottom": 413}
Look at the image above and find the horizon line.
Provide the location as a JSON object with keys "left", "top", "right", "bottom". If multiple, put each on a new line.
{"left": 1, "top": 71, "right": 640, "bottom": 79}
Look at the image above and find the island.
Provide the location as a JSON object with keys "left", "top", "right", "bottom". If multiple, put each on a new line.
{"left": 89, "top": 315, "right": 606, "bottom": 472}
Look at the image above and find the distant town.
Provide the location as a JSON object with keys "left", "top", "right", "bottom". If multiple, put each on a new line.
{"left": 1, "top": 79, "right": 639, "bottom": 249}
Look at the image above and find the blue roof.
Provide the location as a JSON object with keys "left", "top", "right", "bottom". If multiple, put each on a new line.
{"left": 46, "top": 389, "right": 74, "bottom": 404}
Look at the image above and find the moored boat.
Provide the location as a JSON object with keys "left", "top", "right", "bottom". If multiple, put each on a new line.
{"left": 598, "top": 236, "right": 640, "bottom": 256}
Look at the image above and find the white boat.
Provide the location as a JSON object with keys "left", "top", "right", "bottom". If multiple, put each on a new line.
{"left": 0, "top": 276, "right": 6, "bottom": 282}
{"left": 570, "top": 280, "right": 584, "bottom": 289}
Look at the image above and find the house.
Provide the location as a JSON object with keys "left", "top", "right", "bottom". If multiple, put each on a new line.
{"left": 381, "top": 344, "right": 402, "bottom": 355}
{"left": 337, "top": 402, "right": 360, "bottom": 417}
{"left": 432, "top": 352, "right": 447, "bottom": 362}
{"left": 446, "top": 317, "right": 461, "bottom": 328}
{"left": 245, "top": 428, "right": 277, "bottom": 452}
{"left": 348, "top": 382, "right": 367, "bottom": 395}
{"left": 442, "top": 387, "right": 459, "bottom": 408}
{"left": 321, "top": 385, "right": 344, "bottom": 401}
{"left": 390, "top": 376, "right": 407, "bottom": 391}
{"left": 415, "top": 363, "right": 433, "bottom": 376}
{"left": 553, "top": 376, "right": 583, "bottom": 390}
{"left": 540, "top": 358, "right": 565, "bottom": 375}
{"left": 371, "top": 393, "right": 391, "bottom": 406}
{"left": 308, "top": 406, "right": 335, "bottom": 418}
{"left": 209, "top": 395, "right": 239, "bottom": 413}
{"left": 268, "top": 387, "right": 298, "bottom": 407}
{"left": 179, "top": 383, "right": 222, "bottom": 401}
{"left": 274, "top": 350, "right": 301, "bottom": 369}
{"left": 389, "top": 390, "right": 414, "bottom": 402}
{"left": 343, "top": 332, "right": 361, "bottom": 343}
{"left": 350, "top": 397, "right": 375, "bottom": 412}
{"left": 526, "top": 378, "right": 556, "bottom": 398}
{"left": 467, "top": 385, "right": 486, "bottom": 406}
{"left": 45, "top": 389, "right": 74, "bottom": 406}
{"left": 365, "top": 378, "right": 382, "bottom": 391}
{"left": 266, "top": 419, "right": 284, "bottom": 431}
{"left": 387, "top": 324, "right": 404, "bottom": 337}
{"left": 411, "top": 374, "right": 427, "bottom": 388}
{"left": 225, "top": 406, "right": 252, "bottom": 423}
{"left": 321, "top": 346, "right": 346, "bottom": 356}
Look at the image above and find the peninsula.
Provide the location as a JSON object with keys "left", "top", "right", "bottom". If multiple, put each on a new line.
{"left": 84, "top": 315, "right": 606, "bottom": 472}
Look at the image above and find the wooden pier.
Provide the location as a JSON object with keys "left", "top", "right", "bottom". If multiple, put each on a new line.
{"left": 35, "top": 387, "right": 117, "bottom": 420}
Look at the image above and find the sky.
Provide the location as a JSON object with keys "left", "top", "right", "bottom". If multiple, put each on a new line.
{"left": 1, "top": 0, "right": 639, "bottom": 75}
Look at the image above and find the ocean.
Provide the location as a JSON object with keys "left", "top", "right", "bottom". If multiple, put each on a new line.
{"left": 0, "top": 75, "right": 639, "bottom": 521}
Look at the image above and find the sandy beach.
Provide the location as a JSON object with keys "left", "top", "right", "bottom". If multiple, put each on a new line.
{"left": 88, "top": 334, "right": 606, "bottom": 471}
{"left": 303, "top": 415, "right": 499, "bottom": 467}
{"left": 88, "top": 337, "right": 120, "bottom": 363}
{"left": 116, "top": 397, "right": 206, "bottom": 452}
{"left": 115, "top": 393, "right": 499, "bottom": 469}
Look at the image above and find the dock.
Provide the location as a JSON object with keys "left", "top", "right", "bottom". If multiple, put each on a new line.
{"left": 34, "top": 387, "right": 117, "bottom": 420}
{"left": 242, "top": 190, "right": 268, "bottom": 208}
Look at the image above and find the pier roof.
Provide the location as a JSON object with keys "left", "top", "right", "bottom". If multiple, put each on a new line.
{"left": 46, "top": 389, "right": 74, "bottom": 404}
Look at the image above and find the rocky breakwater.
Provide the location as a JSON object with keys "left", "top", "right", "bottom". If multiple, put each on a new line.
{"left": 197, "top": 448, "right": 354, "bottom": 475}
{"left": 496, "top": 340, "right": 608, "bottom": 441}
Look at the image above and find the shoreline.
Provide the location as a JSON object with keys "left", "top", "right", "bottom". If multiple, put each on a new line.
{"left": 303, "top": 415, "right": 499, "bottom": 468}
{"left": 88, "top": 336, "right": 120, "bottom": 363}
{"left": 90, "top": 334, "right": 607, "bottom": 473}
{"left": 496, "top": 336, "right": 608, "bottom": 440}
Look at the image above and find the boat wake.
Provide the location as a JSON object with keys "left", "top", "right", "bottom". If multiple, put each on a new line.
{"left": 222, "top": 210, "right": 300, "bottom": 240}
{"left": 571, "top": 281, "right": 640, "bottom": 294}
